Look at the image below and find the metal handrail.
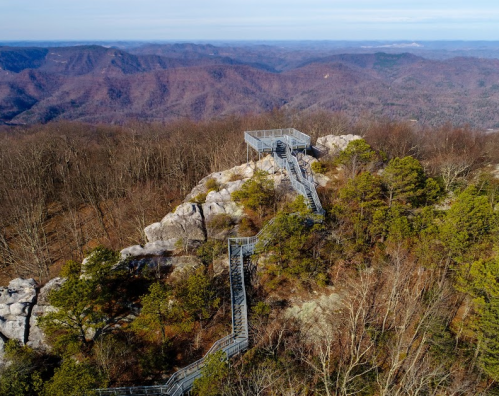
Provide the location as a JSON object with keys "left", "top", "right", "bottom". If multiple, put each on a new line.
{"left": 245, "top": 128, "right": 311, "bottom": 152}
{"left": 245, "top": 128, "right": 311, "bottom": 145}
{"left": 276, "top": 144, "right": 324, "bottom": 215}
{"left": 95, "top": 129, "right": 324, "bottom": 396}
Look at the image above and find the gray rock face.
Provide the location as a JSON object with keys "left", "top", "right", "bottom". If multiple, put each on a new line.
{"left": 27, "top": 278, "right": 65, "bottom": 350}
{"left": 144, "top": 202, "right": 206, "bottom": 244}
{"left": 204, "top": 180, "right": 245, "bottom": 204}
{"left": 213, "top": 257, "right": 229, "bottom": 277}
{"left": 168, "top": 256, "right": 203, "bottom": 281}
{"left": 0, "top": 278, "right": 38, "bottom": 344}
{"left": 120, "top": 240, "right": 177, "bottom": 260}
{"left": 142, "top": 156, "right": 283, "bottom": 248}
{"left": 316, "top": 134, "right": 362, "bottom": 156}
{"left": 297, "top": 153, "right": 331, "bottom": 187}
{"left": 184, "top": 156, "right": 277, "bottom": 203}
{"left": 0, "top": 338, "right": 4, "bottom": 361}
{"left": 285, "top": 291, "right": 342, "bottom": 341}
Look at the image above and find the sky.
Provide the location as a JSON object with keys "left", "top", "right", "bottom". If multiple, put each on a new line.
{"left": 0, "top": 0, "right": 498, "bottom": 41}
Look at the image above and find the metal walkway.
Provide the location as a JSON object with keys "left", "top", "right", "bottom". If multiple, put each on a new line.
{"left": 95, "top": 129, "right": 323, "bottom": 396}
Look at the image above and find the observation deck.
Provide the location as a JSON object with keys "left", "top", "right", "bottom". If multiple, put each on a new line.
{"left": 94, "top": 127, "right": 322, "bottom": 396}
{"left": 244, "top": 128, "right": 311, "bottom": 153}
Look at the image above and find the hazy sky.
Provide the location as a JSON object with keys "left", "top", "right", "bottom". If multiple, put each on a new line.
{"left": 1, "top": 0, "right": 498, "bottom": 41}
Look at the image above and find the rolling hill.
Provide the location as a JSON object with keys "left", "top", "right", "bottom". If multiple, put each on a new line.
{"left": 1, "top": 44, "right": 499, "bottom": 128}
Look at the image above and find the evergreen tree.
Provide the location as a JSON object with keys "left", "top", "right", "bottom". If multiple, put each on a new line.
{"left": 382, "top": 156, "right": 426, "bottom": 207}
{"left": 257, "top": 198, "right": 323, "bottom": 277}
{"left": 191, "top": 350, "right": 228, "bottom": 396}
{"left": 175, "top": 267, "right": 220, "bottom": 323}
{"left": 457, "top": 257, "right": 499, "bottom": 381}
{"left": 0, "top": 340, "right": 45, "bottom": 396}
{"left": 231, "top": 170, "right": 275, "bottom": 222}
{"left": 39, "top": 247, "right": 128, "bottom": 353}
{"left": 132, "top": 282, "right": 183, "bottom": 344}
{"left": 42, "top": 359, "right": 105, "bottom": 396}
{"left": 440, "top": 186, "right": 496, "bottom": 262}
{"left": 336, "top": 139, "right": 377, "bottom": 177}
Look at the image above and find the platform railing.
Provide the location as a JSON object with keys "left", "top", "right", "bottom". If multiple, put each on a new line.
{"left": 274, "top": 144, "right": 324, "bottom": 215}
{"left": 244, "top": 128, "right": 311, "bottom": 152}
{"left": 94, "top": 129, "right": 323, "bottom": 396}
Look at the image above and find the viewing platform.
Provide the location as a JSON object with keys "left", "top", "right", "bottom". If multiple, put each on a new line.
{"left": 244, "top": 128, "right": 311, "bottom": 153}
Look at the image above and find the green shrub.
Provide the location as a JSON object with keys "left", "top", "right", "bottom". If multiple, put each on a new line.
{"left": 196, "top": 239, "right": 226, "bottom": 265}
{"left": 316, "top": 273, "right": 328, "bottom": 287}
{"left": 252, "top": 301, "right": 271, "bottom": 317}
{"left": 205, "top": 178, "right": 220, "bottom": 192}
{"left": 42, "top": 359, "right": 106, "bottom": 396}
{"left": 228, "top": 172, "right": 244, "bottom": 181}
{"left": 207, "top": 214, "right": 234, "bottom": 231}
{"left": 311, "top": 161, "right": 327, "bottom": 174}
{"left": 238, "top": 217, "right": 257, "bottom": 236}
{"left": 190, "top": 192, "right": 207, "bottom": 204}
{"left": 192, "top": 350, "right": 228, "bottom": 396}
{"left": 231, "top": 170, "right": 274, "bottom": 220}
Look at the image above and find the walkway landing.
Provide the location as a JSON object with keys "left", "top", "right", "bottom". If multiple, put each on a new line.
{"left": 244, "top": 128, "right": 311, "bottom": 153}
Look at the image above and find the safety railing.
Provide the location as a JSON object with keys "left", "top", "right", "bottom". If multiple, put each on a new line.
{"left": 244, "top": 132, "right": 274, "bottom": 152}
{"left": 245, "top": 128, "right": 310, "bottom": 144}
{"left": 234, "top": 246, "right": 249, "bottom": 339}
{"left": 95, "top": 245, "right": 250, "bottom": 396}
{"left": 245, "top": 128, "right": 311, "bottom": 152}
{"left": 94, "top": 129, "right": 323, "bottom": 396}
{"left": 275, "top": 144, "right": 324, "bottom": 215}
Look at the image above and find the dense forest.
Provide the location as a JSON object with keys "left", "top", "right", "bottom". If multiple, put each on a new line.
{"left": 3, "top": 44, "right": 499, "bottom": 128}
{"left": 1, "top": 110, "right": 499, "bottom": 395}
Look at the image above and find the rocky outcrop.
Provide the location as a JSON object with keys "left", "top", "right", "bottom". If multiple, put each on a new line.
{"left": 27, "top": 278, "right": 64, "bottom": 350}
{"left": 184, "top": 156, "right": 277, "bottom": 203}
{"left": 285, "top": 292, "right": 342, "bottom": 340}
{"left": 0, "top": 277, "right": 65, "bottom": 360}
{"left": 144, "top": 202, "right": 206, "bottom": 244}
{"left": 296, "top": 153, "right": 331, "bottom": 187}
{"left": 121, "top": 240, "right": 178, "bottom": 259}
{"left": 137, "top": 155, "right": 285, "bottom": 254}
{"left": 316, "top": 134, "right": 362, "bottom": 156}
{"left": 0, "top": 278, "right": 38, "bottom": 345}
{"left": 168, "top": 256, "right": 203, "bottom": 281}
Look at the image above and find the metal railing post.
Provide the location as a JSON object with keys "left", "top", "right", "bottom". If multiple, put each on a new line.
{"left": 93, "top": 128, "right": 323, "bottom": 396}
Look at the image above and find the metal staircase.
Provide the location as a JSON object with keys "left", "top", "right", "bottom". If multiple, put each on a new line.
{"left": 95, "top": 129, "right": 323, "bottom": 396}
{"left": 271, "top": 135, "right": 324, "bottom": 216}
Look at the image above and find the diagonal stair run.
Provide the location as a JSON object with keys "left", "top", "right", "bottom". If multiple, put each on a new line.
{"left": 94, "top": 129, "right": 323, "bottom": 396}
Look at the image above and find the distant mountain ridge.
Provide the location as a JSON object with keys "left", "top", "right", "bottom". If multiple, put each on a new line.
{"left": 1, "top": 44, "right": 499, "bottom": 128}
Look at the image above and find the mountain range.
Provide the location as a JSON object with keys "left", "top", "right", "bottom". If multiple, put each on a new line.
{"left": 1, "top": 43, "right": 499, "bottom": 128}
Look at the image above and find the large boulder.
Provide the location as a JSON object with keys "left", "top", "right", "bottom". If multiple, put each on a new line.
{"left": 143, "top": 156, "right": 283, "bottom": 247}
{"left": 144, "top": 202, "right": 206, "bottom": 244}
{"left": 0, "top": 278, "right": 38, "bottom": 344}
{"left": 296, "top": 153, "right": 331, "bottom": 187}
{"left": 316, "top": 134, "right": 362, "bottom": 156}
{"left": 27, "top": 277, "right": 65, "bottom": 350}
{"left": 121, "top": 240, "right": 177, "bottom": 260}
{"left": 204, "top": 180, "right": 246, "bottom": 204}
{"left": 285, "top": 292, "right": 342, "bottom": 340}
{"left": 168, "top": 256, "right": 203, "bottom": 281}
{"left": 202, "top": 201, "right": 244, "bottom": 219}
{"left": 185, "top": 156, "right": 278, "bottom": 203}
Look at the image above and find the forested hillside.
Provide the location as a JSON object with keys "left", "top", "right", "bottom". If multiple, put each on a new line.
{"left": 1, "top": 111, "right": 499, "bottom": 394}
{"left": 2, "top": 44, "right": 499, "bottom": 128}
